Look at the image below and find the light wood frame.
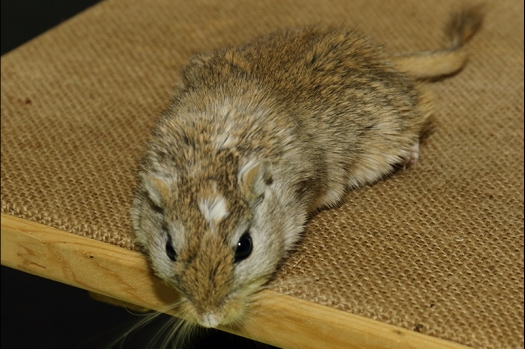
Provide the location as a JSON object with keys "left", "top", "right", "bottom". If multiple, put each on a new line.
{"left": 1, "top": 213, "right": 471, "bottom": 349}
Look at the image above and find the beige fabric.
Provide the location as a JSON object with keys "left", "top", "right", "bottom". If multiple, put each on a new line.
{"left": 1, "top": 0, "right": 523, "bottom": 348}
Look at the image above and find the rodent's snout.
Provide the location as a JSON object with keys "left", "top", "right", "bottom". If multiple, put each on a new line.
{"left": 172, "top": 234, "right": 242, "bottom": 327}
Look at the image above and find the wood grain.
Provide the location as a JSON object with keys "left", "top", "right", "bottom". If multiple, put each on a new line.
{"left": 1, "top": 213, "right": 471, "bottom": 349}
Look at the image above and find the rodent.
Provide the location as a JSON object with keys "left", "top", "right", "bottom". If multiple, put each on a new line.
{"left": 131, "top": 7, "right": 483, "bottom": 328}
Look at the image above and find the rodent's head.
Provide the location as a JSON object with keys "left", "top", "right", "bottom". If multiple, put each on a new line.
{"left": 132, "top": 148, "right": 295, "bottom": 328}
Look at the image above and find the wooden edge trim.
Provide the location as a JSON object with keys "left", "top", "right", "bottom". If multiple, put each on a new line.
{"left": 1, "top": 213, "right": 471, "bottom": 349}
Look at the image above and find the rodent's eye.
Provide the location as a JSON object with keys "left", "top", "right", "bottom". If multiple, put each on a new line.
{"left": 234, "top": 232, "right": 253, "bottom": 263}
{"left": 166, "top": 233, "right": 177, "bottom": 262}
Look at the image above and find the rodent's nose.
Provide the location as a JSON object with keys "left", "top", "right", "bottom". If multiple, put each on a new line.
{"left": 199, "top": 311, "right": 222, "bottom": 328}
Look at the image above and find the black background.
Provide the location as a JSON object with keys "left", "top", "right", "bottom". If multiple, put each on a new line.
{"left": 1, "top": 1, "right": 275, "bottom": 348}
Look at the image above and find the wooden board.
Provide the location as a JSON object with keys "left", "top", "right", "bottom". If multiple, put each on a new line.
{"left": 1, "top": 213, "right": 471, "bottom": 349}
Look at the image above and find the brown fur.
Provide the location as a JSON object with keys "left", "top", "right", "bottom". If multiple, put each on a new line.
{"left": 131, "top": 7, "right": 483, "bottom": 328}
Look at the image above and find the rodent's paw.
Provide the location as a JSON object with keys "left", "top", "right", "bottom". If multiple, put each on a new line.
{"left": 401, "top": 142, "right": 420, "bottom": 169}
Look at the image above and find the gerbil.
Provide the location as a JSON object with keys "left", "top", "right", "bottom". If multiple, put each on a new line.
{"left": 131, "top": 7, "right": 483, "bottom": 328}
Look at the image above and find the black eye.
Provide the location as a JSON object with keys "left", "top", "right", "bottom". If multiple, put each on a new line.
{"left": 166, "top": 233, "right": 176, "bottom": 261}
{"left": 234, "top": 232, "right": 253, "bottom": 263}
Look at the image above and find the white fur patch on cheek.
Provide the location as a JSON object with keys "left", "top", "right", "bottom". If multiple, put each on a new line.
{"left": 198, "top": 195, "right": 229, "bottom": 226}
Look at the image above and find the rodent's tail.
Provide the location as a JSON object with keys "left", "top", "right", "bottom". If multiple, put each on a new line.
{"left": 392, "top": 5, "right": 484, "bottom": 79}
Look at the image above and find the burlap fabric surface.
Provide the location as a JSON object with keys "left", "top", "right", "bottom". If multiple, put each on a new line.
{"left": 1, "top": 0, "right": 523, "bottom": 348}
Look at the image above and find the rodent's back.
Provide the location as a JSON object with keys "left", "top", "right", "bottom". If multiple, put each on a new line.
{"left": 169, "top": 26, "right": 428, "bottom": 210}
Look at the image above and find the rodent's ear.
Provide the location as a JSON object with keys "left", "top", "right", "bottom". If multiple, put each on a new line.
{"left": 140, "top": 173, "right": 176, "bottom": 207}
{"left": 188, "top": 52, "right": 214, "bottom": 66}
{"left": 238, "top": 159, "right": 272, "bottom": 202}
{"left": 182, "top": 52, "right": 214, "bottom": 84}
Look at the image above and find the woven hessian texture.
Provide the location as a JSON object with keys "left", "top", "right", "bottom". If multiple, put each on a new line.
{"left": 1, "top": 0, "right": 523, "bottom": 348}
